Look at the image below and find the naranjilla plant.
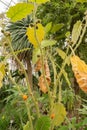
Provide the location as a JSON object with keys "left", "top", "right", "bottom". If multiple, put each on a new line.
{"left": 0, "top": 0, "right": 87, "bottom": 130}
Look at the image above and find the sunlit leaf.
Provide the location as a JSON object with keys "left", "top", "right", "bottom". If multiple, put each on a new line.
{"left": 26, "top": 23, "right": 45, "bottom": 48}
{"left": 72, "top": 20, "right": 82, "bottom": 45}
{"left": 76, "top": 0, "right": 87, "bottom": 3}
{"left": 41, "top": 40, "right": 57, "bottom": 48}
{"left": 30, "top": 0, "right": 50, "bottom": 4}
{"left": 35, "top": 116, "right": 51, "bottom": 130}
{"left": 51, "top": 103, "right": 67, "bottom": 126}
{"left": 6, "top": 3, "right": 34, "bottom": 22}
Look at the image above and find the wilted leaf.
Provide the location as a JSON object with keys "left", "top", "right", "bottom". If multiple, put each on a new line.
{"left": 6, "top": 3, "right": 34, "bottom": 22}
{"left": 70, "top": 55, "right": 87, "bottom": 93}
{"left": 35, "top": 116, "right": 51, "bottom": 130}
{"left": 35, "top": 58, "right": 42, "bottom": 72}
{"left": 38, "top": 75, "right": 48, "bottom": 93}
{"left": 26, "top": 23, "right": 45, "bottom": 48}
{"left": 51, "top": 103, "right": 66, "bottom": 126}
{"left": 72, "top": 21, "right": 82, "bottom": 45}
{"left": 51, "top": 24, "right": 64, "bottom": 33}
{"left": 41, "top": 40, "right": 57, "bottom": 48}
{"left": 38, "top": 60, "right": 51, "bottom": 93}
{"left": 30, "top": 0, "right": 50, "bottom": 4}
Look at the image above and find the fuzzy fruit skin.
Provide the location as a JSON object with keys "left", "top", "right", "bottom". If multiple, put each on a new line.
{"left": 22, "top": 95, "right": 28, "bottom": 101}
{"left": 50, "top": 113, "right": 55, "bottom": 119}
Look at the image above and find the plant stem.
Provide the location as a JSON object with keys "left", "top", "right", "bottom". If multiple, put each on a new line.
{"left": 25, "top": 101, "right": 34, "bottom": 130}
{"left": 33, "top": 3, "right": 53, "bottom": 113}
{"left": 8, "top": 68, "right": 34, "bottom": 129}
{"left": 48, "top": 54, "right": 57, "bottom": 100}
{"left": 7, "top": 36, "right": 40, "bottom": 118}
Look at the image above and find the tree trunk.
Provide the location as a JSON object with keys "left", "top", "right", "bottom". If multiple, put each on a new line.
{"left": 26, "top": 57, "right": 33, "bottom": 89}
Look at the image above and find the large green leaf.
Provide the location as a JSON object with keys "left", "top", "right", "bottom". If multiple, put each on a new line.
{"left": 41, "top": 40, "right": 57, "bottom": 48}
{"left": 72, "top": 20, "right": 82, "bottom": 45}
{"left": 6, "top": 3, "right": 34, "bottom": 22}
{"left": 29, "top": 0, "right": 50, "bottom": 4}
{"left": 35, "top": 116, "right": 51, "bottom": 130}
{"left": 51, "top": 103, "right": 66, "bottom": 127}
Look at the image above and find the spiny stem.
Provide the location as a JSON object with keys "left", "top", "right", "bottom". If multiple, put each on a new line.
{"left": 33, "top": 3, "right": 52, "bottom": 113}
{"left": 7, "top": 36, "right": 40, "bottom": 118}
{"left": 8, "top": 68, "right": 33, "bottom": 129}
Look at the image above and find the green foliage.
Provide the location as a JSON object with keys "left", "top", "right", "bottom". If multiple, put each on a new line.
{"left": 6, "top": 3, "right": 34, "bottom": 22}
{"left": 35, "top": 116, "right": 51, "bottom": 130}
{"left": 62, "top": 89, "right": 75, "bottom": 111}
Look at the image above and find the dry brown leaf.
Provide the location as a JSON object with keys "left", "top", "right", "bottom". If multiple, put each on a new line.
{"left": 35, "top": 58, "right": 42, "bottom": 72}
{"left": 38, "top": 75, "right": 48, "bottom": 93}
{"left": 36, "top": 59, "right": 51, "bottom": 93}
{"left": 70, "top": 55, "right": 87, "bottom": 93}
